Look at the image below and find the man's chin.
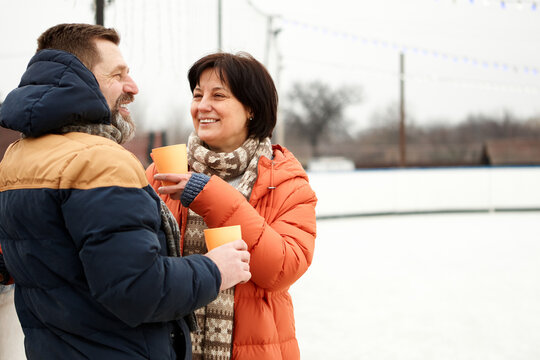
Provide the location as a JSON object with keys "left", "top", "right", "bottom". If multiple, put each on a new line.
{"left": 111, "top": 111, "right": 136, "bottom": 144}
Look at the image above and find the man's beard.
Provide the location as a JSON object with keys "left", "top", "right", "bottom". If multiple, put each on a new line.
{"left": 110, "top": 93, "right": 136, "bottom": 144}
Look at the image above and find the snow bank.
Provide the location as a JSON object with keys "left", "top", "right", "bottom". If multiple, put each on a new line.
{"left": 308, "top": 166, "right": 540, "bottom": 218}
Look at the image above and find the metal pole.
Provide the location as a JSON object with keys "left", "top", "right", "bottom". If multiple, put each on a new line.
{"left": 399, "top": 52, "right": 406, "bottom": 167}
{"left": 95, "top": 0, "right": 105, "bottom": 25}
{"left": 245, "top": 0, "right": 284, "bottom": 146}
{"left": 264, "top": 16, "right": 273, "bottom": 67}
{"left": 275, "top": 53, "right": 284, "bottom": 147}
{"left": 217, "top": 0, "right": 222, "bottom": 51}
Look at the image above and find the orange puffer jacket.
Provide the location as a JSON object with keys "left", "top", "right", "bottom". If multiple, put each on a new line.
{"left": 146, "top": 144, "right": 317, "bottom": 360}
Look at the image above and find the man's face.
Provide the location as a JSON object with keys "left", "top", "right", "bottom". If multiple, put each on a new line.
{"left": 92, "top": 39, "right": 138, "bottom": 123}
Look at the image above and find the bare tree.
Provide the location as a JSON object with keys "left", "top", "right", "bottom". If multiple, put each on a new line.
{"left": 283, "top": 81, "right": 361, "bottom": 157}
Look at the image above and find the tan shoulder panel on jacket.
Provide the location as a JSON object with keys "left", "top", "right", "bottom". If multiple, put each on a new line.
{"left": 0, "top": 133, "right": 148, "bottom": 191}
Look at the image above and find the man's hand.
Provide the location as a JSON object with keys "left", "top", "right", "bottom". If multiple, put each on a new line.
{"left": 204, "top": 240, "right": 251, "bottom": 291}
{"left": 154, "top": 173, "right": 192, "bottom": 200}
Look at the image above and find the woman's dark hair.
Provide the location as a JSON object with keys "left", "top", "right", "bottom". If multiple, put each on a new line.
{"left": 188, "top": 52, "right": 278, "bottom": 139}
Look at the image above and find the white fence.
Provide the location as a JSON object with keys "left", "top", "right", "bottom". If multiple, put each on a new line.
{"left": 308, "top": 166, "right": 540, "bottom": 218}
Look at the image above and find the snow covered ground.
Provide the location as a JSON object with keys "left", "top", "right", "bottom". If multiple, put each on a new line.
{"left": 0, "top": 286, "right": 24, "bottom": 360}
{"left": 291, "top": 212, "right": 540, "bottom": 360}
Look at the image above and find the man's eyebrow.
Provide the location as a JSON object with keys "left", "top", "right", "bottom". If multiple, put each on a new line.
{"left": 111, "top": 64, "right": 128, "bottom": 73}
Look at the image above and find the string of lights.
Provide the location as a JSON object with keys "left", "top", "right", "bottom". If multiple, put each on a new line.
{"left": 280, "top": 17, "right": 539, "bottom": 77}
{"left": 283, "top": 56, "right": 540, "bottom": 94}
{"left": 435, "top": 0, "right": 538, "bottom": 11}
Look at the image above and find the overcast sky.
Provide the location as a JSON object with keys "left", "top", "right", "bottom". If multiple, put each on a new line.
{"left": 1, "top": 0, "right": 539, "bottom": 133}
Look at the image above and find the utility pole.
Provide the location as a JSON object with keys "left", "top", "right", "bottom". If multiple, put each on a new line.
{"left": 217, "top": 0, "right": 222, "bottom": 51}
{"left": 399, "top": 52, "right": 406, "bottom": 167}
{"left": 264, "top": 16, "right": 273, "bottom": 66}
{"left": 246, "top": 0, "right": 284, "bottom": 145}
{"left": 95, "top": 0, "right": 105, "bottom": 26}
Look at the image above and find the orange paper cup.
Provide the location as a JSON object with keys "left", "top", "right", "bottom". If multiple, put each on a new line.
{"left": 204, "top": 225, "right": 242, "bottom": 251}
{"left": 151, "top": 144, "right": 188, "bottom": 186}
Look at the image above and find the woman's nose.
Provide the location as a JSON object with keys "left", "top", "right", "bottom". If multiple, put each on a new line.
{"left": 198, "top": 95, "right": 212, "bottom": 112}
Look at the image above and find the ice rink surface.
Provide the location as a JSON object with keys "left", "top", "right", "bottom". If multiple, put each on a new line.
{"left": 1, "top": 212, "right": 539, "bottom": 359}
{"left": 291, "top": 211, "right": 540, "bottom": 360}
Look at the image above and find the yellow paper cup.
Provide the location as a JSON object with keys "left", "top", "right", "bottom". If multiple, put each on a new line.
{"left": 151, "top": 144, "right": 188, "bottom": 186}
{"left": 204, "top": 225, "right": 242, "bottom": 251}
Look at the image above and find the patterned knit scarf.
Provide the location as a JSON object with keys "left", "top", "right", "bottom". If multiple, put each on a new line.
{"left": 185, "top": 132, "right": 272, "bottom": 360}
{"left": 55, "top": 113, "right": 135, "bottom": 145}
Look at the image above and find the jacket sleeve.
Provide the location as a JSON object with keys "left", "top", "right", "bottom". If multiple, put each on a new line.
{"left": 61, "top": 147, "right": 220, "bottom": 327}
{"left": 145, "top": 162, "right": 160, "bottom": 191}
{"left": 188, "top": 175, "right": 317, "bottom": 292}
{"left": 145, "top": 162, "right": 183, "bottom": 224}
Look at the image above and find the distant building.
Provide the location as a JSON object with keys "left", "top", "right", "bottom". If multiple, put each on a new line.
{"left": 483, "top": 138, "right": 540, "bottom": 166}
{"left": 0, "top": 128, "right": 20, "bottom": 159}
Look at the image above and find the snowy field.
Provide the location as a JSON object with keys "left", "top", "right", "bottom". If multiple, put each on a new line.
{"left": 292, "top": 212, "right": 540, "bottom": 360}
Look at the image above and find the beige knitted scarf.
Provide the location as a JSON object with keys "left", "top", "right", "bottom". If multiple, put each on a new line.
{"left": 185, "top": 132, "right": 272, "bottom": 360}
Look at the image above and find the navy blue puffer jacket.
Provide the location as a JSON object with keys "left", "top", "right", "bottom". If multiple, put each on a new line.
{"left": 0, "top": 50, "right": 220, "bottom": 359}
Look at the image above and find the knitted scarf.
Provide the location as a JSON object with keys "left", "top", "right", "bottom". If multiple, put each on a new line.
{"left": 56, "top": 112, "right": 135, "bottom": 145}
{"left": 185, "top": 132, "right": 272, "bottom": 360}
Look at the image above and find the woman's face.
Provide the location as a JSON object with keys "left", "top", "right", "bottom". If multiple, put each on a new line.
{"left": 191, "top": 68, "right": 251, "bottom": 153}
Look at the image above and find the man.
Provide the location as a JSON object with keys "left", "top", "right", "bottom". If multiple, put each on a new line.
{"left": 0, "top": 23, "right": 251, "bottom": 359}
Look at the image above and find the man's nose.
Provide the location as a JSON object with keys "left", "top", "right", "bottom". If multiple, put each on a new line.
{"left": 124, "top": 75, "right": 139, "bottom": 95}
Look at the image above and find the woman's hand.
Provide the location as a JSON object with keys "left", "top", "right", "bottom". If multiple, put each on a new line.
{"left": 153, "top": 173, "right": 193, "bottom": 200}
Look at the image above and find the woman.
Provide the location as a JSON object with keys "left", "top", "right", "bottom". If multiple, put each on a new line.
{"left": 146, "top": 52, "right": 317, "bottom": 360}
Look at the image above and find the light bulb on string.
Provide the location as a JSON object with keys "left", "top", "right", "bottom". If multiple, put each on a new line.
{"left": 500, "top": 1, "right": 506, "bottom": 9}
{"left": 532, "top": 2, "right": 537, "bottom": 10}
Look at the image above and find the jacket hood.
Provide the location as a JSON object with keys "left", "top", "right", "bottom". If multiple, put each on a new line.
{"left": 249, "top": 145, "right": 309, "bottom": 204}
{"left": 0, "top": 49, "right": 110, "bottom": 137}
